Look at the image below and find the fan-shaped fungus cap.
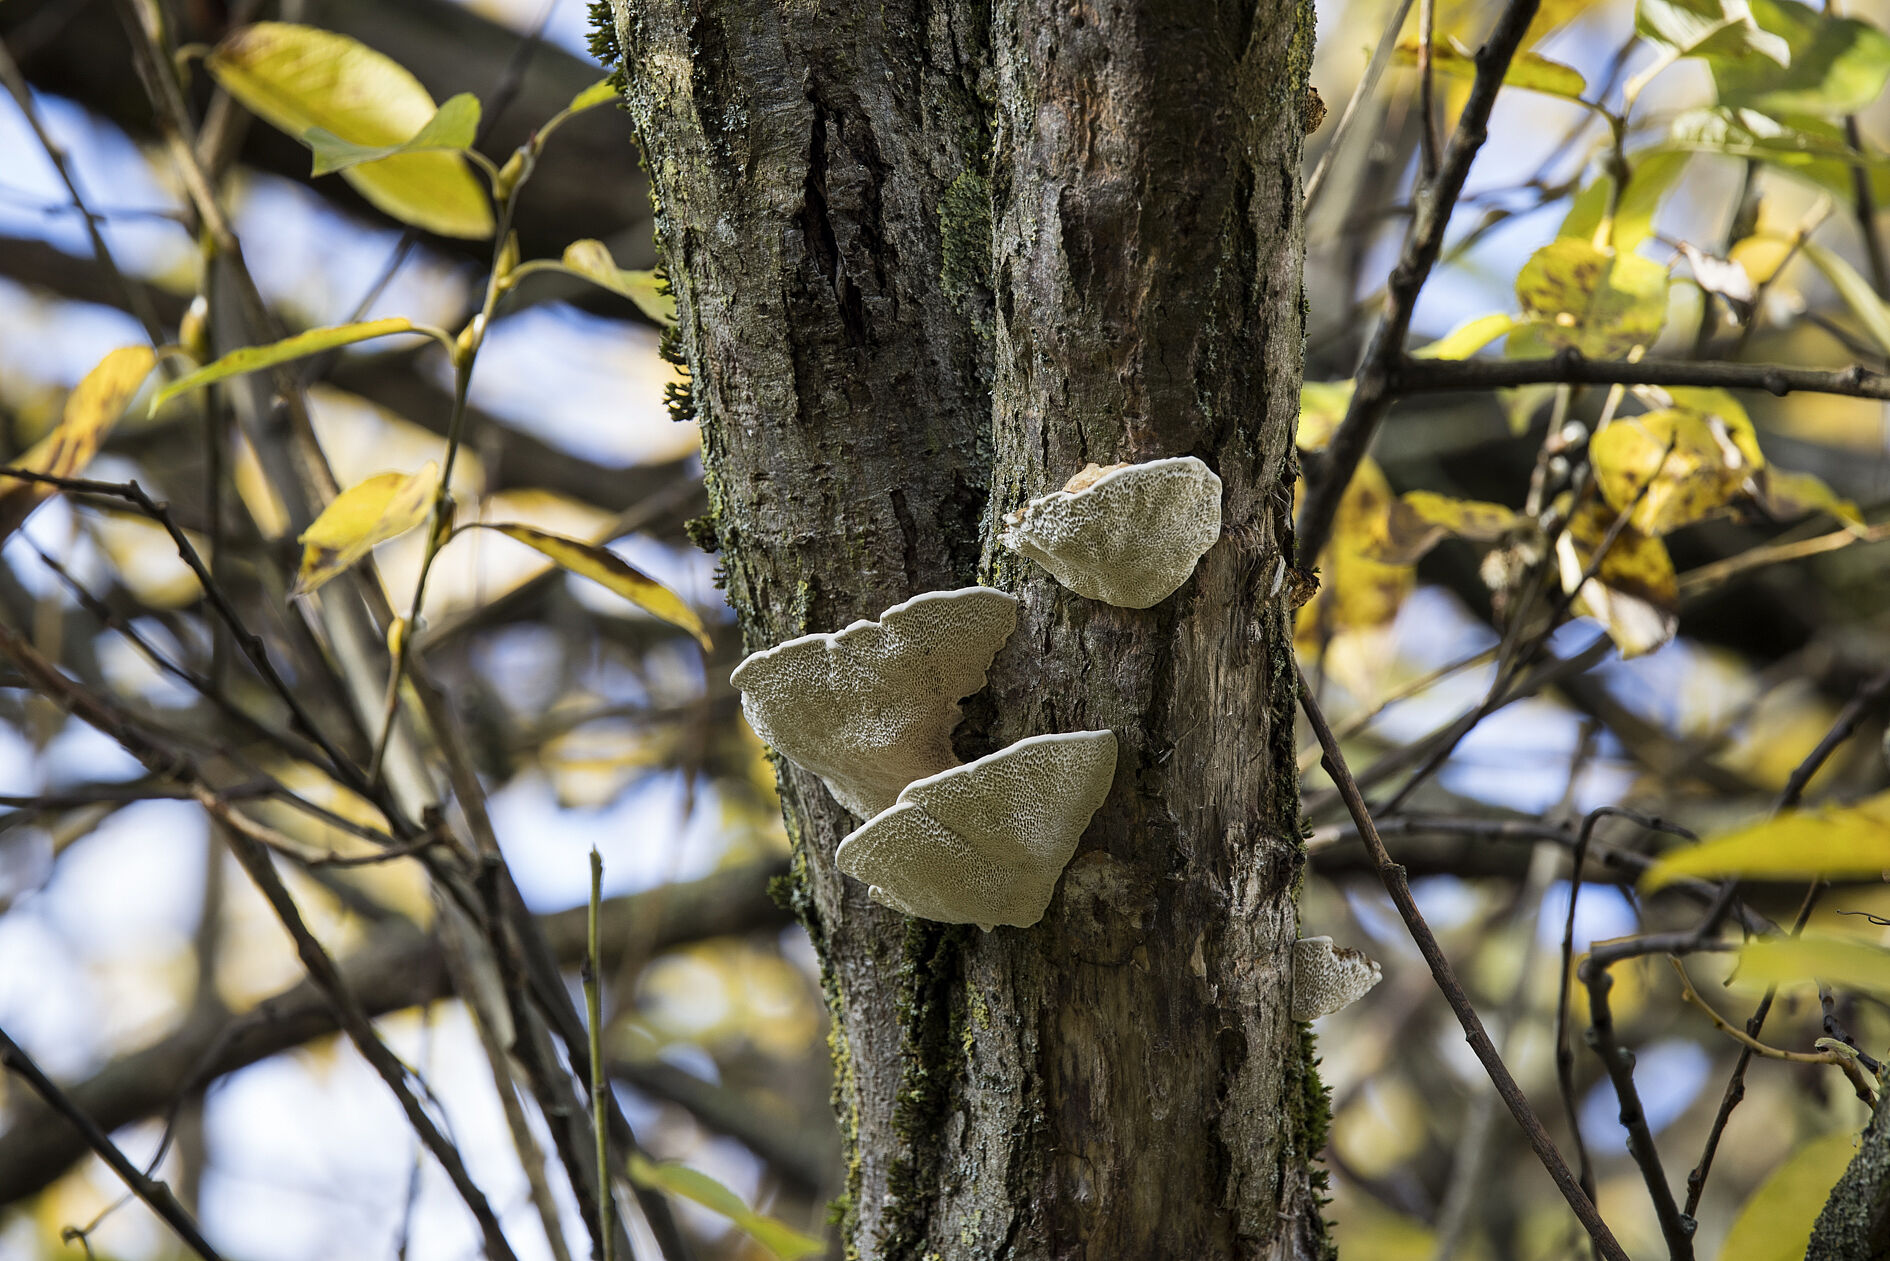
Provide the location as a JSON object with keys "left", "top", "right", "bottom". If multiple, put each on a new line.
{"left": 834, "top": 730, "right": 1118, "bottom": 931}
{"left": 1000, "top": 456, "right": 1223, "bottom": 608}
{"left": 1291, "top": 936, "right": 1382, "bottom": 1021}
{"left": 729, "top": 587, "right": 1019, "bottom": 819}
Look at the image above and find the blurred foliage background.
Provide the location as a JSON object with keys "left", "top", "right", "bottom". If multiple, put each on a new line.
{"left": 0, "top": 0, "right": 1887, "bottom": 1258}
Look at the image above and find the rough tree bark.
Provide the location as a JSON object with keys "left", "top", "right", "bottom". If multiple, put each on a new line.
{"left": 605, "top": 0, "right": 1323, "bottom": 1255}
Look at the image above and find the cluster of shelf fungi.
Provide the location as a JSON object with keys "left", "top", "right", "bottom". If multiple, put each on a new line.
{"left": 730, "top": 456, "right": 1379, "bottom": 1018}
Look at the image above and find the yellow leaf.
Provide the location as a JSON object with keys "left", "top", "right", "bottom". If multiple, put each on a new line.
{"left": 568, "top": 79, "right": 620, "bottom": 113}
{"left": 1739, "top": 934, "right": 1890, "bottom": 999}
{"left": 463, "top": 523, "right": 709, "bottom": 649}
{"left": 306, "top": 92, "right": 479, "bottom": 176}
{"left": 1372, "top": 491, "right": 1518, "bottom": 564}
{"left": 1590, "top": 408, "right": 1749, "bottom": 535}
{"left": 559, "top": 240, "right": 677, "bottom": 326}
{"left": 1755, "top": 465, "right": 1866, "bottom": 530}
{"left": 627, "top": 1154, "right": 824, "bottom": 1260}
{"left": 1555, "top": 499, "right": 1677, "bottom": 657}
{"left": 1393, "top": 37, "right": 1587, "bottom": 100}
{"left": 153, "top": 318, "right": 422, "bottom": 413}
{"left": 1652, "top": 386, "right": 1765, "bottom": 468}
{"left": 1298, "top": 380, "right": 1355, "bottom": 451}
{"left": 1512, "top": 239, "right": 1671, "bottom": 358}
{"left": 1410, "top": 313, "right": 1520, "bottom": 360}
{"left": 1296, "top": 459, "right": 1414, "bottom": 644}
{"left": 1716, "top": 1131, "right": 1857, "bottom": 1261}
{"left": 1731, "top": 233, "right": 1795, "bottom": 285}
{"left": 294, "top": 463, "right": 441, "bottom": 596}
{"left": 1643, "top": 791, "right": 1890, "bottom": 890}
{"left": 0, "top": 346, "right": 157, "bottom": 542}
{"left": 207, "top": 23, "right": 493, "bottom": 238}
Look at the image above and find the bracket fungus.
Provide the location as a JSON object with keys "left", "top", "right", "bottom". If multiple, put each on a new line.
{"left": 834, "top": 730, "right": 1118, "bottom": 931}
{"left": 1000, "top": 455, "right": 1224, "bottom": 608}
{"left": 1291, "top": 936, "right": 1383, "bottom": 1021}
{"left": 729, "top": 587, "right": 1018, "bottom": 819}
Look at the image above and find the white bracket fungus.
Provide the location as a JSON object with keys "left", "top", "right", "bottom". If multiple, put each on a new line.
{"left": 834, "top": 730, "right": 1118, "bottom": 931}
{"left": 1291, "top": 936, "right": 1383, "bottom": 1021}
{"left": 729, "top": 587, "right": 1018, "bottom": 819}
{"left": 1000, "top": 455, "right": 1224, "bottom": 608}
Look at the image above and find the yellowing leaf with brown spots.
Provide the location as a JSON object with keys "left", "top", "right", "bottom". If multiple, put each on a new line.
{"left": 1555, "top": 499, "right": 1678, "bottom": 657}
{"left": 464, "top": 523, "right": 709, "bottom": 650}
{"left": 1754, "top": 465, "right": 1865, "bottom": 530}
{"left": 1511, "top": 239, "right": 1671, "bottom": 359}
{"left": 1643, "top": 790, "right": 1890, "bottom": 890}
{"left": 1590, "top": 408, "right": 1748, "bottom": 535}
{"left": 1296, "top": 459, "right": 1414, "bottom": 647}
{"left": 560, "top": 241, "right": 677, "bottom": 326}
{"left": 1372, "top": 491, "right": 1519, "bottom": 565}
{"left": 1650, "top": 386, "right": 1765, "bottom": 468}
{"left": 293, "top": 463, "right": 440, "bottom": 596}
{"left": 0, "top": 346, "right": 157, "bottom": 542}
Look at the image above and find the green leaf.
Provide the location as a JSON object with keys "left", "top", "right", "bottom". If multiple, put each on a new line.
{"left": 461, "top": 523, "right": 709, "bottom": 649}
{"left": 1637, "top": 0, "right": 1792, "bottom": 65}
{"left": 569, "top": 78, "right": 620, "bottom": 113}
{"left": 306, "top": 92, "right": 480, "bottom": 176}
{"left": 558, "top": 240, "right": 677, "bottom": 325}
{"left": 1802, "top": 242, "right": 1890, "bottom": 357}
{"left": 1716, "top": 1131, "right": 1858, "bottom": 1261}
{"left": 1410, "top": 313, "right": 1519, "bottom": 360}
{"left": 206, "top": 23, "right": 493, "bottom": 238}
{"left": 1512, "top": 239, "right": 1670, "bottom": 358}
{"left": 1559, "top": 150, "right": 1692, "bottom": 250}
{"left": 294, "top": 463, "right": 441, "bottom": 596}
{"left": 1642, "top": 790, "right": 1890, "bottom": 889}
{"left": 152, "top": 318, "right": 422, "bottom": 412}
{"left": 0, "top": 347, "right": 158, "bottom": 542}
{"left": 1739, "top": 933, "right": 1890, "bottom": 999}
{"left": 1713, "top": 0, "right": 1890, "bottom": 115}
{"left": 1663, "top": 108, "right": 1890, "bottom": 201}
{"left": 627, "top": 1154, "right": 823, "bottom": 1260}
{"left": 1393, "top": 37, "right": 1588, "bottom": 100}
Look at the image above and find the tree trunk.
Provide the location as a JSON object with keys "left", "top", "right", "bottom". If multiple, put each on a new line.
{"left": 606, "top": 0, "right": 1323, "bottom": 1255}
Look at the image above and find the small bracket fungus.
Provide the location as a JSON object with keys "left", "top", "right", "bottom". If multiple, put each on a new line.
{"left": 834, "top": 730, "right": 1118, "bottom": 931}
{"left": 1291, "top": 936, "right": 1383, "bottom": 1021}
{"left": 729, "top": 587, "right": 1018, "bottom": 818}
{"left": 1000, "top": 456, "right": 1224, "bottom": 608}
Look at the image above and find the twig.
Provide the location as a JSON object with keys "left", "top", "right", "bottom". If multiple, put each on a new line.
{"left": 0, "top": 1025, "right": 224, "bottom": 1261}
{"left": 1296, "top": 0, "right": 1544, "bottom": 562}
{"left": 1684, "top": 664, "right": 1890, "bottom": 1209}
{"left": 1298, "top": 666, "right": 1629, "bottom": 1261}
{"left": 1390, "top": 350, "right": 1890, "bottom": 401}
{"left": 1303, "top": 0, "right": 1420, "bottom": 210}
{"left": 588, "top": 846, "right": 615, "bottom": 1261}
{"left": 1671, "top": 959, "right": 1877, "bottom": 1092}
{"left": 1779, "top": 664, "right": 1890, "bottom": 809}
{"left": 1580, "top": 954, "right": 1696, "bottom": 1260}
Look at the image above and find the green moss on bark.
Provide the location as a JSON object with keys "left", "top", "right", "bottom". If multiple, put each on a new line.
{"left": 880, "top": 922, "right": 968, "bottom": 1259}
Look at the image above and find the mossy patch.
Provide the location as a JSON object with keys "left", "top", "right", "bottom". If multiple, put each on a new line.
{"left": 879, "top": 921, "right": 968, "bottom": 1259}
